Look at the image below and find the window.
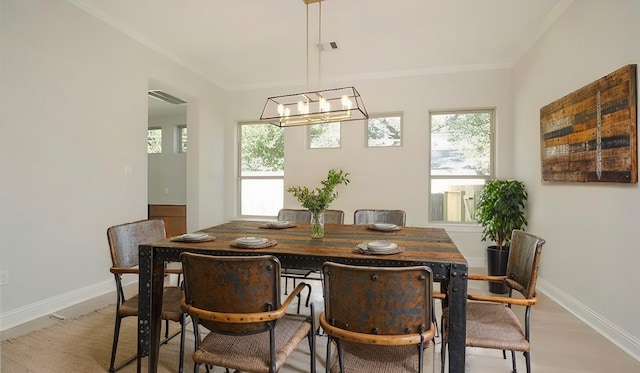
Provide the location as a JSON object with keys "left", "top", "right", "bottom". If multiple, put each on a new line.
{"left": 178, "top": 125, "right": 187, "bottom": 153}
{"left": 429, "top": 109, "right": 494, "bottom": 223}
{"left": 239, "top": 122, "right": 284, "bottom": 217}
{"left": 367, "top": 114, "right": 402, "bottom": 147}
{"left": 147, "top": 128, "right": 162, "bottom": 154}
{"left": 309, "top": 122, "right": 340, "bottom": 148}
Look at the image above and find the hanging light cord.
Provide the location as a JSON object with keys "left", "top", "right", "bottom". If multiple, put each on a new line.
{"left": 318, "top": 1, "right": 322, "bottom": 89}
{"left": 306, "top": 3, "right": 309, "bottom": 89}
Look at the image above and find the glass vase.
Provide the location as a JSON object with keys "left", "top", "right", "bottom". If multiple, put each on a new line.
{"left": 310, "top": 210, "right": 325, "bottom": 238}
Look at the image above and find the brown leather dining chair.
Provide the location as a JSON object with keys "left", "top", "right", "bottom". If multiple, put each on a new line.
{"left": 440, "top": 229, "right": 546, "bottom": 373}
{"left": 180, "top": 253, "right": 316, "bottom": 373}
{"left": 106, "top": 219, "right": 186, "bottom": 372}
{"left": 320, "top": 262, "right": 436, "bottom": 373}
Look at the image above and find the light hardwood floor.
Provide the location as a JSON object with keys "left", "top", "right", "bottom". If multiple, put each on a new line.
{"left": 2, "top": 270, "right": 639, "bottom": 372}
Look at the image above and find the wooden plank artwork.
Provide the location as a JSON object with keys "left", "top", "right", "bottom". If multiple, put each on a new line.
{"left": 540, "top": 64, "right": 637, "bottom": 183}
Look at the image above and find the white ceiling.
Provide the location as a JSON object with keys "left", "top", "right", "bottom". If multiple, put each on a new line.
{"left": 69, "top": 0, "right": 572, "bottom": 115}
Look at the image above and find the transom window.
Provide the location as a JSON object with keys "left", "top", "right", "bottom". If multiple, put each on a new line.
{"left": 309, "top": 122, "right": 341, "bottom": 148}
{"left": 239, "top": 122, "right": 284, "bottom": 217}
{"left": 367, "top": 113, "right": 402, "bottom": 147}
{"left": 429, "top": 109, "right": 494, "bottom": 223}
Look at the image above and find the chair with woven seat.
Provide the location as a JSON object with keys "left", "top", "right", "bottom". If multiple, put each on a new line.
{"left": 106, "top": 219, "right": 186, "bottom": 372}
{"left": 353, "top": 209, "right": 406, "bottom": 226}
{"left": 320, "top": 262, "right": 436, "bottom": 373}
{"left": 180, "top": 252, "right": 316, "bottom": 373}
{"left": 440, "top": 229, "right": 546, "bottom": 373}
{"left": 278, "top": 209, "right": 345, "bottom": 303}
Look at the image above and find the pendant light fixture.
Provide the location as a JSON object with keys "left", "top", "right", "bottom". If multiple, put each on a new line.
{"left": 260, "top": 0, "right": 368, "bottom": 127}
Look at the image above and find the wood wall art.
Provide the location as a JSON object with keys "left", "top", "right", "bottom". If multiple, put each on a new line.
{"left": 540, "top": 64, "right": 637, "bottom": 183}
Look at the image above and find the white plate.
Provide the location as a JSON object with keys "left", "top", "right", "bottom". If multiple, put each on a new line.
{"left": 373, "top": 223, "right": 398, "bottom": 230}
{"left": 269, "top": 220, "right": 290, "bottom": 227}
{"left": 181, "top": 233, "right": 208, "bottom": 241}
{"left": 236, "top": 236, "right": 268, "bottom": 245}
{"left": 367, "top": 240, "right": 397, "bottom": 251}
{"left": 369, "top": 243, "right": 398, "bottom": 252}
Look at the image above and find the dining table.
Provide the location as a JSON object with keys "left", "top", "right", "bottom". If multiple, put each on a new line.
{"left": 137, "top": 220, "right": 469, "bottom": 373}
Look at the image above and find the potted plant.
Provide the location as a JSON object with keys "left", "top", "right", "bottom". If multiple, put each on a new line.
{"left": 287, "top": 169, "right": 350, "bottom": 238}
{"left": 475, "top": 179, "right": 528, "bottom": 293}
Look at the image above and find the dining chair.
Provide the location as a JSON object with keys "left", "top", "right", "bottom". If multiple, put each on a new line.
{"left": 320, "top": 262, "right": 436, "bottom": 373}
{"left": 353, "top": 209, "right": 406, "bottom": 226}
{"left": 179, "top": 253, "right": 316, "bottom": 373}
{"left": 440, "top": 229, "right": 546, "bottom": 373}
{"left": 277, "top": 208, "right": 345, "bottom": 224}
{"left": 277, "top": 209, "right": 345, "bottom": 308}
{"left": 106, "top": 219, "right": 186, "bottom": 373}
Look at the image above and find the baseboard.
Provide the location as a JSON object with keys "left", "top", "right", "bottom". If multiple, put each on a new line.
{"left": 0, "top": 279, "right": 119, "bottom": 331}
{"left": 537, "top": 277, "right": 640, "bottom": 361}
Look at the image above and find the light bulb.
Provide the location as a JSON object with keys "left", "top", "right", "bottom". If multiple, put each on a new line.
{"left": 277, "top": 104, "right": 284, "bottom": 116}
{"left": 341, "top": 95, "right": 353, "bottom": 110}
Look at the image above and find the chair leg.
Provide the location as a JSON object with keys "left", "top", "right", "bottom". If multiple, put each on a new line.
{"left": 109, "top": 315, "right": 122, "bottom": 372}
{"left": 440, "top": 339, "right": 447, "bottom": 373}
{"left": 511, "top": 350, "right": 517, "bottom": 372}
{"left": 284, "top": 274, "right": 289, "bottom": 295}
{"left": 109, "top": 314, "right": 138, "bottom": 372}
{"left": 178, "top": 316, "right": 186, "bottom": 373}
{"left": 524, "top": 350, "right": 531, "bottom": 373}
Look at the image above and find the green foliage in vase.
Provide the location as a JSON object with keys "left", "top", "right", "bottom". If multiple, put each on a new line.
{"left": 287, "top": 169, "right": 350, "bottom": 213}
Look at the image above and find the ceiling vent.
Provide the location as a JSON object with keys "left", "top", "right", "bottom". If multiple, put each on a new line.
{"left": 148, "top": 90, "right": 187, "bottom": 104}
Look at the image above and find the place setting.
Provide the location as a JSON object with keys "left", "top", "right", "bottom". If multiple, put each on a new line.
{"left": 260, "top": 220, "right": 297, "bottom": 229}
{"left": 230, "top": 236, "right": 278, "bottom": 249}
{"left": 367, "top": 223, "right": 402, "bottom": 232}
{"left": 353, "top": 240, "right": 404, "bottom": 255}
{"left": 170, "top": 232, "right": 216, "bottom": 242}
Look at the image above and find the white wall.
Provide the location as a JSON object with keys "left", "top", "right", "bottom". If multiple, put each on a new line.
{"left": 148, "top": 113, "right": 187, "bottom": 204}
{"left": 0, "top": 0, "right": 226, "bottom": 328}
{"left": 224, "top": 68, "right": 516, "bottom": 267}
{"left": 512, "top": 0, "right": 640, "bottom": 359}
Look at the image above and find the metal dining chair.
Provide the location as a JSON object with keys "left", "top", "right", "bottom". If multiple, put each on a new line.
{"left": 180, "top": 253, "right": 316, "bottom": 373}
{"left": 440, "top": 229, "right": 546, "bottom": 373}
{"left": 106, "top": 219, "right": 186, "bottom": 372}
{"left": 277, "top": 209, "right": 345, "bottom": 308}
{"left": 320, "top": 261, "right": 436, "bottom": 372}
{"left": 353, "top": 209, "right": 406, "bottom": 226}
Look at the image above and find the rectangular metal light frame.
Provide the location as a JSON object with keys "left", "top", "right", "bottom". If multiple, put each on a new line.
{"left": 260, "top": 86, "right": 368, "bottom": 127}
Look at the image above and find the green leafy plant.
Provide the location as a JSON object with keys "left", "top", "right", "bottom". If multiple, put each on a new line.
{"left": 287, "top": 169, "right": 350, "bottom": 213}
{"left": 475, "top": 179, "right": 528, "bottom": 250}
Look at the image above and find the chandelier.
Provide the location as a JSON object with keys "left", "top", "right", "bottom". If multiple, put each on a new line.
{"left": 260, "top": 0, "right": 368, "bottom": 127}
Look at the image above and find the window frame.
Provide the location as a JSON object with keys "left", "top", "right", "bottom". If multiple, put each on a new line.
{"left": 237, "top": 121, "right": 285, "bottom": 218}
{"left": 428, "top": 108, "right": 495, "bottom": 224}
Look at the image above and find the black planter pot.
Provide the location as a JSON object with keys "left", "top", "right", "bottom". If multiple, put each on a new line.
{"left": 486, "top": 246, "right": 510, "bottom": 294}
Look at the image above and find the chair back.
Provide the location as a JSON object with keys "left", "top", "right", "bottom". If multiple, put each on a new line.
{"left": 278, "top": 208, "right": 344, "bottom": 224}
{"left": 323, "top": 262, "right": 432, "bottom": 335}
{"left": 324, "top": 209, "right": 345, "bottom": 224}
{"left": 506, "top": 230, "right": 546, "bottom": 299}
{"left": 107, "top": 219, "right": 166, "bottom": 269}
{"left": 180, "top": 253, "right": 281, "bottom": 334}
{"left": 277, "top": 209, "right": 312, "bottom": 223}
{"left": 353, "top": 209, "right": 406, "bottom": 226}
